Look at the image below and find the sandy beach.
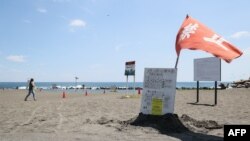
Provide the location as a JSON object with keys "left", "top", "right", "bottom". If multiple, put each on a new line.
{"left": 0, "top": 89, "right": 249, "bottom": 141}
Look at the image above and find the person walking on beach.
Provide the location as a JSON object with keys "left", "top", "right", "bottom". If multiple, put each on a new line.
{"left": 24, "top": 78, "right": 36, "bottom": 101}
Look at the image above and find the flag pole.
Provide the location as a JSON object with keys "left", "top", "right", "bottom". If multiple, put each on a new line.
{"left": 175, "top": 55, "right": 180, "bottom": 69}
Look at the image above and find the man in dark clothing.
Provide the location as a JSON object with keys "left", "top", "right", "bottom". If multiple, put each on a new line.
{"left": 24, "top": 78, "right": 36, "bottom": 101}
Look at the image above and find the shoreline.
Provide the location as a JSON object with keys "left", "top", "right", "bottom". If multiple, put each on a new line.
{"left": 0, "top": 81, "right": 233, "bottom": 90}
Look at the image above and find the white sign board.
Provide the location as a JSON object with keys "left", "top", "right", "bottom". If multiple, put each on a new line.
{"left": 194, "top": 57, "right": 221, "bottom": 81}
{"left": 140, "top": 68, "right": 177, "bottom": 115}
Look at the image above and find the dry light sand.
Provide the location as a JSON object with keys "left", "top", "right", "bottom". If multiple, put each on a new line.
{"left": 0, "top": 89, "right": 249, "bottom": 141}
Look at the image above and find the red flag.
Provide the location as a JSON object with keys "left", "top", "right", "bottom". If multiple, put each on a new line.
{"left": 176, "top": 15, "right": 243, "bottom": 63}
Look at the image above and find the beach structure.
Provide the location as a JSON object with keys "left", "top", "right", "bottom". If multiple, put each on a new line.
{"left": 125, "top": 61, "right": 136, "bottom": 93}
{"left": 52, "top": 84, "right": 58, "bottom": 89}
{"left": 193, "top": 57, "right": 221, "bottom": 105}
{"left": 231, "top": 78, "right": 250, "bottom": 88}
{"left": 110, "top": 85, "right": 117, "bottom": 92}
{"left": 140, "top": 68, "right": 177, "bottom": 115}
{"left": 75, "top": 77, "right": 79, "bottom": 87}
{"left": 218, "top": 83, "right": 229, "bottom": 89}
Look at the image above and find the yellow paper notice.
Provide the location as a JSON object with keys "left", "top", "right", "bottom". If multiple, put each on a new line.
{"left": 151, "top": 98, "right": 163, "bottom": 115}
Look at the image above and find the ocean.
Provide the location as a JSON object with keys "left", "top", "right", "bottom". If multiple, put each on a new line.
{"left": 0, "top": 82, "right": 228, "bottom": 89}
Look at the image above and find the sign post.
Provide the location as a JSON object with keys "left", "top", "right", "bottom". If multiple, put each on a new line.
{"left": 196, "top": 81, "right": 199, "bottom": 103}
{"left": 215, "top": 81, "right": 217, "bottom": 105}
{"left": 125, "top": 61, "right": 136, "bottom": 94}
{"left": 134, "top": 75, "right": 135, "bottom": 91}
{"left": 194, "top": 57, "right": 221, "bottom": 105}
{"left": 140, "top": 68, "right": 177, "bottom": 115}
{"left": 126, "top": 75, "right": 128, "bottom": 94}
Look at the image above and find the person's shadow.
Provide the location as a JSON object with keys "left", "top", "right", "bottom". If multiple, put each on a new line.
{"left": 129, "top": 113, "right": 223, "bottom": 141}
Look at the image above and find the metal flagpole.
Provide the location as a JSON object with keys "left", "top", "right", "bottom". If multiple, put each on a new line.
{"left": 133, "top": 75, "right": 135, "bottom": 93}
{"left": 126, "top": 75, "right": 128, "bottom": 94}
{"left": 175, "top": 55, "right": 180, "bottom": 69}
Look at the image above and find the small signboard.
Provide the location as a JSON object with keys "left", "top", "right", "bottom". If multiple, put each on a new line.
{"left": 140, "top": 68, "right": 177, "bottom": 115}
{"left": 125, "top": 61, "right": 135, "bottom": 76}
{"left": 151, "top": 98, "right": 163, "bottom": 115}
{"left": 194, "top": 57, "right": 221, "bottom": 81}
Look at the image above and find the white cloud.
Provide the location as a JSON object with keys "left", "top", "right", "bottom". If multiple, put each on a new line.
{"left": 70, "top": 19, "right": 86, "bottom": 27}
{"left": 69, "top": 19, "right": 87, "bottom": 32}
{"left": 230, "top": 31, "right": 250, "bottom": 39}
{"left": 6, "top": 55, "right": 26, "bottom": 63}
{"left": 37, "top": 8, "right": 47, "bottom": 13}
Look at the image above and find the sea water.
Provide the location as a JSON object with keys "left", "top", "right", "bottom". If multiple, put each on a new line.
{"left": 0, "top": 82, "right": 227, "bottom": 89}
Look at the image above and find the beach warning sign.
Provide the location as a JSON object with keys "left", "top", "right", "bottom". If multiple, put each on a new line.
{"left": 194, "top": 57, "right": 221, "bottom": 81}
{"left": 125, "top": 61, "right": 135, "bottom": 76}
{"left": 140, "top": 68, "right": 177, "bottom": 115}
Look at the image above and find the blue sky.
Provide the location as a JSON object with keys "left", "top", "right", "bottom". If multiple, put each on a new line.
{"left": 0, "top": 0, "right": 250, "bottom": 82}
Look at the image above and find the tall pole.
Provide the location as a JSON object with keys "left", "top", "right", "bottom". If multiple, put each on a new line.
{"left": 126, "top": 75, "right": 128, "bottom": 94}
{"left": 215, "top": 81, "right": 217, "bottom": 105}
{"left": 75, "top": 77, "right": 78, "bottom": 89}
{"left": 196, "top": 81, "right": 199, "bottom": 103}
{"left": 175, "top": 55, "right": 180, "bottom": 69}
{"left": 133, "top": 75, "right": 135, "bottom": 93}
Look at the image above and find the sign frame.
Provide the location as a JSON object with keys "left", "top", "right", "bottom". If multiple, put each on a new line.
{"left": 124, "top": 61, "right": 136, "bottom": 93}
{"left": 194, "top": 57, "right": 221, "bottom": 81}
{"left": 193, "top": 57, "right": 221, "bottom": 105}
{"left": 125, "top": 61, "right": 135, "bottom": 76}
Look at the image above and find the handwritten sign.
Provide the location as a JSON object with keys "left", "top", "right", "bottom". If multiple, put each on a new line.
{"left": 194, "top": 57, "right": 221, "bottom": 81}
{"left": 140, "top": 68, "right": 177, "bottom": 115}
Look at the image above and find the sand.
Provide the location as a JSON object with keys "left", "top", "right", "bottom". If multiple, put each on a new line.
{"left": 0, "top": 89, "right": 249, "bottom": 141}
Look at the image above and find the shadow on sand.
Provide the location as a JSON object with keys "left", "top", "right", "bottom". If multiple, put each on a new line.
{"left": 126, "top": 113, "right": 223, "bottom": 141}
{"left": 187, "top": 102, "right": 215, "bottom": 107}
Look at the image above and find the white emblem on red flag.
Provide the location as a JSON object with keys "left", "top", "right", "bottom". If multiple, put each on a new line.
{"left": 203, "top": 34, "right": 229, "bottom": 51}
{"left": 179, "top": 23, "right": 199, "bottom": 41}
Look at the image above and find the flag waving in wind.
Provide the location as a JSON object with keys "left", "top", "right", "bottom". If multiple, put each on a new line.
{"left": 176, "top": 15, "right": 243, "bottom": 63}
